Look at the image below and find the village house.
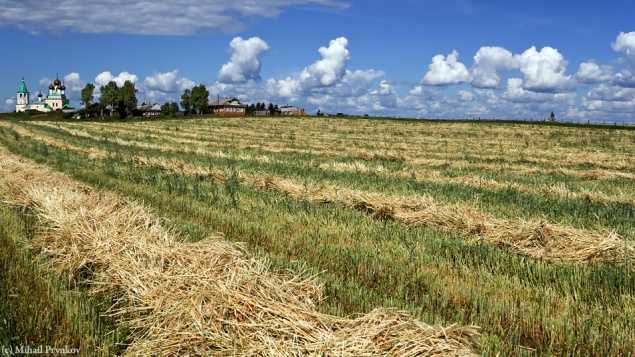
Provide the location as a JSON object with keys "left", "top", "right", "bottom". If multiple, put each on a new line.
{"left": 254, "top": 108, "right": 282, "bottom": 116}
{"left": 137, "top": 103, "right": 162, "bottom": 117}
{"left": 208, "top": 98, "right": 246, "bottom": 117}
{"left": 280, "top": 105, "right": 307, "bottom": 116}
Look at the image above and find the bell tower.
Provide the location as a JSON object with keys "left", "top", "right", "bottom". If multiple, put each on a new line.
{"left": 17, "top": 78, "right": 30, "bottom": 111}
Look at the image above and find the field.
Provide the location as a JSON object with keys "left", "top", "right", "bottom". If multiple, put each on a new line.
{"left": 1, "top": 115, "right": 634, "bottom": 355}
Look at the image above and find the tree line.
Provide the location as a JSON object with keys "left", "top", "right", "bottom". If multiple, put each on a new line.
{"left": 79, "top": 81, "right": 283, "bottom": 118}
{"left": 80, "top": 81, "right": 138, "bottom": 118}
{"left": 80, "top": 81, "right": 211, "bottom": 118}
{"left": 245, "top": 103, "right": 279, "bottom": 116}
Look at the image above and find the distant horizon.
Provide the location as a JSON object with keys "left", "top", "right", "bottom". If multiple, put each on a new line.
{"left": 4, "top": 108, "right": 634, "bottom": 129}
{"left": 1, "top": 1, "right": 635, "bottom": 123}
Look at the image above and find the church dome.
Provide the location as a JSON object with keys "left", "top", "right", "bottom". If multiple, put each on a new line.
{"left": 54, "top": 78, "right": 62, "bottom": 86}
{"left": 18, "top": 78, "right": 28, "bottom": 93}
{"left": 38, "top": 92, "right": 43, "bottom": 97}
{"left": 49, "top": 83, "right": 54, "bottom": 90}
{"left": 61, "top": 85, "right": 66, "bottom": 91}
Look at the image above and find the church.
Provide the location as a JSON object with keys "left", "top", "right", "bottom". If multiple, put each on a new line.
{"left": 15, "top": 76, "right": 74, "bottom": 112}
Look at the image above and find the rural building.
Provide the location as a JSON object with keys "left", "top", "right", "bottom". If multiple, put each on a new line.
{"left": 254, "top": 109, "right": 282, "bottom": 116}
{"left": 137, "top": 103, "right": 162, "bottom": 117}
{"left": 15, "top": 76, "right": 74, "bottom": 113}
{"left": 208, "top": 98, "right": 246, "bottom": 117}
{"left": 280, "top": 105, "right": 307, "bottom": 116}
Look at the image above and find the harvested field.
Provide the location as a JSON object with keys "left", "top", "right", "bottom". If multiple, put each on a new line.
{"left": 6, "top": 121, "right": 635, "bottom": 212}
{"left": 3, "top": 123, "right": 632, "bottom": 262}
{"left": 0, "top": 145, "right": 478, "bottom": 356}
{"left": 1, "top": 116, "right": 635, "bottom": 355}
{"left": 27, "top": 120, "right": 635, "bottom": 180}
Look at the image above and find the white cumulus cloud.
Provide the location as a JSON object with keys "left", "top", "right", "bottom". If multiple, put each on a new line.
{"left": 36, "top": 73, "right": 82, "bottom": 93}
{"left": 64, "top": 72, "right": 85, "bottom": 92}
{"left": 342, "top": 69, "right": 384, "bottom": 89}
{"left": 257, "top": 38, "right": 386, "bottom": 114}
{"left": 371, "top": 80, "right": 396, "bottom": 96}
{"left": 614, "top": 70, "right": 635, "bottom": 88}
{"left": 95, "top": 71, "right": 138, "bottom": 87}
{"left": 300, "top": 37, "right": 350, "bottom": 88}
{"left": 612, "top": 31, "right": 635, "bottom": 68}
{"left": 585, "top": 83, "right": 635, "bottom": 102}
{"left": 213, "top": 36, "right": 382, "bottom": 111}
{"left": 422, "top": 50, "right": 471, "bottom": 86}
{"left": 266, "top": 77, "right": 301, "bottom": 98}
{"left": 218, "top": 37, "right": 270, "bottom": 84}
{"left": 263, "top": 37, "right": 362, "bottom": 100}
{"left": 144, "top": 70, "right": 195, "bottom": 93}
{"left": 4, "top": 98, "right": 15, "bottom": 112}
{"left": 514, "top": 46, "right": 574, "bottom": 92}
{"left": 142, "top": 70, "right": 196, "bottom": 104}
{"left": 575, "top": 62, "right": 612, "bottom": 84}
{"left": 364, "top": 80, "right": 399, "bottom": 110}
{"left": 39, "top": 77, "right": 52, "bottom": 88}
{"left": 471, "top": 46, "right": 517, "bottom": 88}
{"left": 458, "top": 90, "right": 475, "bottom": 101}
{"left": 611, "top": 32, "right": 635, "bottom": 88}
{"left": 582, "top": 84, "right": 635, "bottom": 114}
{"left": 408, "top": 86, "right": 426, "bottom": 96}
{"left": 502, "top": 78, "right": 554, "bottom": 102}
{"left": 576, "top": 61, "right": 613, "bottom": 84}
{"left": 266, "top": 69, "right": 383, "bottom": 100}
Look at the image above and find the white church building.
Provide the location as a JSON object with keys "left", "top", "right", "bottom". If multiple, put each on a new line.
{"left": 16, "top": 76, "right": 74, "bottom": 112}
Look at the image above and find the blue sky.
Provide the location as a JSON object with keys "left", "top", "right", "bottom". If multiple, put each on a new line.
{"left": 1, "top": 0, "right": 635, "bottom": 122}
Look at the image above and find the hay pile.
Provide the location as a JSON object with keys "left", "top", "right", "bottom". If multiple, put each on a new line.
{"left": 0, "top": 147, "right": 478, "bottom": 356}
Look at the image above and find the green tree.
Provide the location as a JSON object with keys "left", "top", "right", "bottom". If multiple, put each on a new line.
{"left": 161, "top": 102, "right": 180, "bottom": 116}
{"left": 180, "top": 89, "right": 192, "bottom": 115}
{"left": 161, "top": 102, "right": 171, "bottom": 116}
{"left": 118, "top": 80, "right": 138, "bottom": 118}
{"left": 80, "top": 83, "right": 95, "bottom": 107}
{"left": 99, "top": 81, "right": 119, "bottom": 116}
{"left": 190, "top": 84, "right": 209, "bottom": 115}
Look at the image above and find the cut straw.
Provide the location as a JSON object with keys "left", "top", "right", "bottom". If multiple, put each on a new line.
{"left": 0, "top": 146, "right": 479, "bottom": 356}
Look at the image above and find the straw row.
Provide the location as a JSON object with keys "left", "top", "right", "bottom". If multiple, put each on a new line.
{"left": 26, "top": 121, "right": 635, "bottom": 181}
{"left": 122, "top": 154, "right": 635, "bottom": 263}
{"left": 5, "top": 122, "right": 635, "bottom": 209}
{"left": 244, "top": 175, "right": 634, "bottom": 263}
{"left": 0, "top": 146, "right": 479, "bottom": 356}
{"left": 4, "top": 123, "right": 634, "bottom": 262}
{"left": 323, "top": 162, "right": 635, "bottom": 208}
{"left": 92, "top": 154, "right": 635, "bottom": 264}
{"left": 68, "top": 119, "right": 635, "bottom": 173}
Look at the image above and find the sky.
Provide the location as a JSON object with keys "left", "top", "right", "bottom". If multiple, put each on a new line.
{"left": 1, "top": 0, "right": 635, "bottom": 123}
